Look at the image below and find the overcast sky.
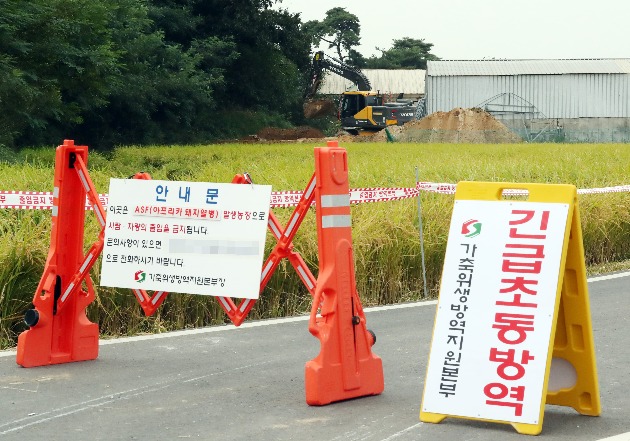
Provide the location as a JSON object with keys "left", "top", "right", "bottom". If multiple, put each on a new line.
{"left": 275, "top": 0, "right": 629, "bottom": 60}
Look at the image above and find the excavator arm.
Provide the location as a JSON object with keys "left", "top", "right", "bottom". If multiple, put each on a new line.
{"left": 305, "top": 51, "right": 372, "bottom": 99}
{"left": 302, "top": 51, "right": 416, "bottom": 130}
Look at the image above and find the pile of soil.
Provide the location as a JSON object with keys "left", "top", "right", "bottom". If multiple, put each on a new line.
{"left": 255, "top": 126, "right": 326, "bottom": 141}
{"left": 336, "top": 107, "right": 521, "bottom": 143}
{"left": 394, "top": 107, "right": 522, "bottom": 143}
{"left": 303, "top": 99, "right": 336, "bottom": 119}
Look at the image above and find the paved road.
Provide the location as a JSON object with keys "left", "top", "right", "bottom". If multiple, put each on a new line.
{"left": 1, "top": 273, "right": 628, "bottom": 440}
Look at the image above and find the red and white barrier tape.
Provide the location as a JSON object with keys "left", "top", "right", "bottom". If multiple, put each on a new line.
{"left": 1, "top": 183, "right": 628, "bottom": 210}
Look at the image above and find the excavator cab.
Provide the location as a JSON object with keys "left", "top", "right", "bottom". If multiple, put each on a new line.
{"left": 340, "top": 93, "right": 382, "bottom": 119}
{"left": 340, "top": 91, "right": 388, "bottom": 132}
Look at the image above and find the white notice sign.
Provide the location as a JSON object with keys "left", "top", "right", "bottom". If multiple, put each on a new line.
{"left": 100, "top": 179, "right": 272, "bottom": 299}
{"left": 422, "top": 200, "right": 569, "bottom": 424}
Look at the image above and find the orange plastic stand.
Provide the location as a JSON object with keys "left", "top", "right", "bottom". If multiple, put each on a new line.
{"left": 305, "top": 141, "right": 384, "bottom": 405}
{"left": 17, "top": 140, "right": 100, "bottom": 367}
{"left": 16, "top": 141, "right": 169, "bottom": 367}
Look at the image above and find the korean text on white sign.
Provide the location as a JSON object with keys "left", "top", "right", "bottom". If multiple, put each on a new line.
{"left": 422, "top": 200, "right": 569, "bottom": 424}
{"left": 100, "top": 178, "right": 272, "bottom": 299}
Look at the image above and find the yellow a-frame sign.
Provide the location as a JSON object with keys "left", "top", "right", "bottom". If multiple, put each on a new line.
{"left": 420, "top": 181, "right": 601, "bottom": 435}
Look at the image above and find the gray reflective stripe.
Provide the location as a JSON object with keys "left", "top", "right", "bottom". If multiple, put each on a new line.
{"left": 297, "top": 265, "right": 314, "bottom": 289}
{"left": 268, "top": 219, "right": 281, "bottom": 239}
{"left": 260, "top": 260, "right": 274, "bottom": 281}
{"left": 52, "top": 206, "right": 58, "bottom": 217}
{"left": 133, "top": 289, "right": 144, "bottom": 302}
{"left": 151, "top": 291, "right": 165, "bottom": 305}
{"left": 321, "top": 194, "right": 350, "bottom": 208}
{"left": 321, "top": 215, "right": 351, "bottom": 228}
{"left": 218, "top": 297, "right": 232, "bottom": 311}
{"left": 239, "top": 299, "right": 251, "bottom": 312}
{"left": 93, "top": 204, "right": 105, "bottom": 226}
{"left": 53, "top": 187, "right": 59, "bottom": 198}
{"left": 79, "top": 253, "right": 94, "bottom": 274}
{"left": 304, "top": 178, "right": 316, "bottom": 199}
{"left": 284, "top": 213, "right": 299, "bottom": 237}
{"left": 77, "top": 169, "right": 90, "bottom": 193}
{"left": 61, "top": 282, "right": 75, "bottom": 302}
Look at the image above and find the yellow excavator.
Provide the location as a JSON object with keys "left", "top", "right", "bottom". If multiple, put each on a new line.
{"left": 304, "top": 51, "right": 417, "bottom": 134}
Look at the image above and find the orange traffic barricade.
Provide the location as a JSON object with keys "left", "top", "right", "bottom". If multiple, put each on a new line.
{"left": 16, "top": 141, "right": 168, "bottom": 367}
{"left": 305, "top": 141, "right": 384, "bottom": 405}
{"left": 16, "top": 140, "right": 100, "bottom": 367}
{"left": 17, "top": 140, "right": 384, "bottom": 408}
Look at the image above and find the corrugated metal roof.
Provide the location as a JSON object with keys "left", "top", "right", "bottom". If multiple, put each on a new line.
{"left": 318, "top": 69, "right": 425, "bottom": 95}
{"left": 427, "top": 59, "right": 630, "bottom": 76}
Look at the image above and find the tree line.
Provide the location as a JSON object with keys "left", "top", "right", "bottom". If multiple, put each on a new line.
{"left": 0, "top": 1, "right": 438, "bottom": 150}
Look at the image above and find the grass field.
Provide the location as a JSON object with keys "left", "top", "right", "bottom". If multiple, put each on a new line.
{"left": 0, "top": 142, "right": 628, "bottom": 349}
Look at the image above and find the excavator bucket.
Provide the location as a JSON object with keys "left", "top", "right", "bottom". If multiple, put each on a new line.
{"left": 304, "top": 99, "right": 336, "bottom": 119}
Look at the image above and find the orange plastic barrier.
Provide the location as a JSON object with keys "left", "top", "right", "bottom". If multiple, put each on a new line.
{"left": 305, "top": 141, "right": 384, "bottom": 405}
{"left": 16, "top": 141, "right": 168, "bottom": 367}
{"left": 16, "top": 140, "right": 100, "bottom": 367}
{"left": 17, "top": 140, "right": 384, "bottom": 407}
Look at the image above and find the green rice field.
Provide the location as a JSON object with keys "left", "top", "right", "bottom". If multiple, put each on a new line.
{"left": 0, "top": 142, "right": 628, "bottom": 349}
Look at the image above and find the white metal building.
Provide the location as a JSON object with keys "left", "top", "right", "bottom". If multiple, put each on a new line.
{"left": 425, "top": 59, "right": 630, "bottom": 141}
{"left": 318, "top": 69, "right": 425, "bottom": 99}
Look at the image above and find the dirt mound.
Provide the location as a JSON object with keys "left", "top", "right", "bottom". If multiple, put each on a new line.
{"left": 332, "top": 108, "right": 521, "bottom": 143}
{"left": 396, "top": 107, "right": 522, "bottom": 143}
{"left": 256, "top": 126, "right": 326, "bottom": 141}
{"left": 304, "top": 99, "right": 336, "bottom": 119}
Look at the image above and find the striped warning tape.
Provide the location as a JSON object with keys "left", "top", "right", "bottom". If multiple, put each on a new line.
{"left": 0, "top": 183, "right": 628, "bottom": 210}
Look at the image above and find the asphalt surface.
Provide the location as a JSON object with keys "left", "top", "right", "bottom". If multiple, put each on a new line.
{"left": 0, "top": 273, "right": 628, "bottom": 441}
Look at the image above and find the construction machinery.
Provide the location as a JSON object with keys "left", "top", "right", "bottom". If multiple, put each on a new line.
{"left": 304, "top": 51, "right": 417, "bottom": 134}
